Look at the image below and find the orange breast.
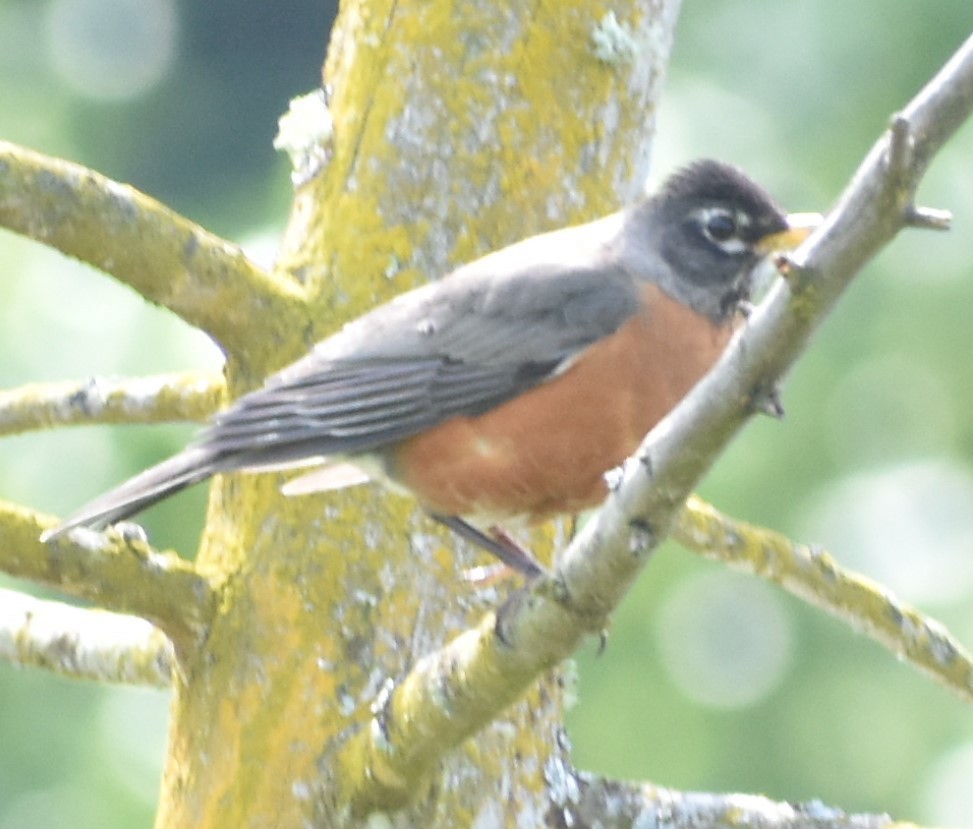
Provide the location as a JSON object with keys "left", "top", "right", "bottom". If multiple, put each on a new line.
{"left": 386, "top": 285, "right": 735, "bottom": 522}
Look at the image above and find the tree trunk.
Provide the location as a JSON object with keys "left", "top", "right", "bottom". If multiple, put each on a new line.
{"left": 154, "top": 2, "right": 681, "bottom": 825}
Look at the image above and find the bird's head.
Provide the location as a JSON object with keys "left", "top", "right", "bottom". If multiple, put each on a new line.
{"left": 639, "top": 159, "right": 818, "bottom": 323}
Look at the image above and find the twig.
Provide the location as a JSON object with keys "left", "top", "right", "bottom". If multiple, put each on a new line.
{"left": 0, "top": 141, "right": 307, "bottom": 365}
{"left": 0, "top": 588, "right": 173, "bottom": 687}
{"left": 0, "top": 501, "right": 214, "bottom": 659}
{"left": 675, "top": 496, "right": 973, "bottom": 704}
{"left": 0, "top": 372, "right": 224, "bottom": 437}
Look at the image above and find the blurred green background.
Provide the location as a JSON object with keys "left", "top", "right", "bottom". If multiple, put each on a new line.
{"left": 2, "top": 1, "right": 973, "bottom": 826}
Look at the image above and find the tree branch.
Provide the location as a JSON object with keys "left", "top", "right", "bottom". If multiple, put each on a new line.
{"left": 0, "top": 588, "right": 173, "bottom": 687}
{"left": 0, "top": 501, "right": 214, "bottom": 658}
{"left": 335, "top": 32, "right": 973, "bottom": 814}
{"left": 675, "top": 497, "right": 973, "bottom": 704}
{"left": 0, "top": 372, "right": 223, "bottom": 437}
{"left": 566, "top": 771, "right": 907, "bottom": 829}
{"left": 0, "top": 141, "right": 308, "bottom": 366}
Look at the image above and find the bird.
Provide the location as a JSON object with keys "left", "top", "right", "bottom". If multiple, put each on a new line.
{"left": 42, "top": 160, "right": 816, "bottom": 575}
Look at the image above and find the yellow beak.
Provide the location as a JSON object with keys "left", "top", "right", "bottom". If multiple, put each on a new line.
{"left": 754, "top": 212, "right": 822, "bottom": 255}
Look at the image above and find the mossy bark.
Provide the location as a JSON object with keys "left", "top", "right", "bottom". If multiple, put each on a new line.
{"left": 154, "top": 2, "right": 680, "bottom": 826}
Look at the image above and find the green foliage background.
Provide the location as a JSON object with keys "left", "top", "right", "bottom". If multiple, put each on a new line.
{"left": 2, "top": 2, "right": 973, "bottom": 826}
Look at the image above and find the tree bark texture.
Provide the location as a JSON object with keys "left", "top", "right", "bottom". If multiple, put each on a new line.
{"left": 154, "top": 2, "right": 682, "bottom": 826}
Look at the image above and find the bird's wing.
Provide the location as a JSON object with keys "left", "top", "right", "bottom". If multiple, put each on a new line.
{"left": 202, "top": 214, "right": 644, "bottom": 469}
{"left": 42, "top": 212, "right": 647, "bottom": 536}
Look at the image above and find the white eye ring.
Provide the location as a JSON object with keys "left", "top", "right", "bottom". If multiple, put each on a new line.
{"left": 694, "top": 207, "right": 751, "bottom": 254}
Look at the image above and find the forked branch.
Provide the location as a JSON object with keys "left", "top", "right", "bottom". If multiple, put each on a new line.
{"left": 0, "top": 501, "right": 214, "bottom": 658}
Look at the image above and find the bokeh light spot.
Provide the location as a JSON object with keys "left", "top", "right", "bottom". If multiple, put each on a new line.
{"left": 805, "top": 460, "right": 973, "bottom": 606}
{"left": 45, "top": 0, "right": 178, "bottom": 101}
{"left": 657, "top": 571, "right": 793, "bottom": 709}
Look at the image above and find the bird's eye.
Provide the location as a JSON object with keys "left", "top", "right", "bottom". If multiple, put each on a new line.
{"left": 704, "top": 211, "right": 738, "bottom": 242}
{"left": 695, "top": 207, "right": 750, "bottom": 254}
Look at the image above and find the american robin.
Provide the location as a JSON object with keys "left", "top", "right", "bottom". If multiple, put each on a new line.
{"left": 42, "top": 160, "right": 816, "bottom": 573}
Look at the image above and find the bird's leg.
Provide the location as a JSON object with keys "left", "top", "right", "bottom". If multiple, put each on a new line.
{"left": 464, "top": 525, "right": 549, "bottom": 585}
{"left": 487, "top": 525, "right": 541, "bottom": 566}
{"left": 428, "top": 514, "right": 545, "bottom": 578}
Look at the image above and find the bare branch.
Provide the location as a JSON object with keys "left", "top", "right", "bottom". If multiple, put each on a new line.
{"left": 675, "top": 497, "right": 973, "bottom": 704}
{"left": 567, "top": 772, "right": 906, "bottom": 829}
{"left": 335, "top": 33, "right": 973, "bottom": 813}
{"left": 900, "top": 34, "right": 973, "bottom": 169}
{"left": 0, "top": 588, "right": 173, "bottom": 687}
{"left": 0, "top": 372, "right": 224, "bottom": 437}
{"left": 0, "top": 140, "right": 308, "bottom": 364}
{"left": 0, "top": 501, "right": 214, "bottom": 658}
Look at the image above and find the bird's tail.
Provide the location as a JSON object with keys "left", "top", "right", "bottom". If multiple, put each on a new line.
{"left": 41, "top": 446, "right": 219, "bottom": 541}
